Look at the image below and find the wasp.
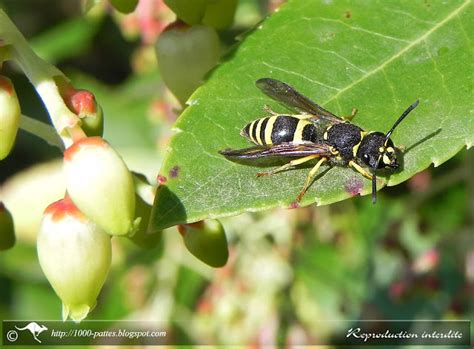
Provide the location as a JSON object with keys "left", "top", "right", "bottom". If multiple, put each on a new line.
{"left": 219, "top": 78, "right": 419, "bottom": 204}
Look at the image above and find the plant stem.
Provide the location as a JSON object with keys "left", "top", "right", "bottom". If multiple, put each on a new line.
{"left": 0, "top": 9, "right": 79, "bottom": 147}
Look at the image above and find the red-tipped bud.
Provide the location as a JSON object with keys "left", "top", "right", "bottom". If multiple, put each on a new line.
{"left": 0, "top": 202, "right": 15, "bottom": 250}
{"left": 155, "top": 23, "right": 220, "bottom": 104}
{"left": 178, "top": 219, "right": 228, "bottom": 267}
{"left": 66, "top": 89, "right": 104, "bottom": 137}
{"left": 37, "top": 197, "right": 111, "bottom": 322}
{"left": 63, "top": 137, "right": 138, "bottom": 236}
{"left": 0, "top": 76, "right": 21, "bottom": 160}
{"left": 55, "top": 77, "right": 104, "bottom": 137}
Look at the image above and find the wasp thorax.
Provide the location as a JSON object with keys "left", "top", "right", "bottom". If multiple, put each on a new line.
{"left": 357, "top": 132, "right": 398, "bottom": 169}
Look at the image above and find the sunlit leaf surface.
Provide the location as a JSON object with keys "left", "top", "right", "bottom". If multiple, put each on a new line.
{"left": 150, "top": 0, "right": 473, "bottom": 231}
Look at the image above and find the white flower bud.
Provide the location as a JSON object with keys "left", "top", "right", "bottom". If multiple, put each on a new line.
{"left": 63, "top": 137, "right": 138, "bottom": 236}
{"left": 37, "top": 197, "right": 111, "bottom": 322}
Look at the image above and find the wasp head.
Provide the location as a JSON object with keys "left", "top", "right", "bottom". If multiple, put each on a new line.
{"left": 357, "top": 132, "right": 398, "bottom": 170}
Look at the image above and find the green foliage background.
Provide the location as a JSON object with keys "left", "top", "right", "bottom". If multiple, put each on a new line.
{"left": 0, "top": 0, "right": 472, "bottom": 346}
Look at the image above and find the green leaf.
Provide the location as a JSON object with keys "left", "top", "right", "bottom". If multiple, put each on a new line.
{"left": 150, "top": 0, "right": 473, "bottom": 231}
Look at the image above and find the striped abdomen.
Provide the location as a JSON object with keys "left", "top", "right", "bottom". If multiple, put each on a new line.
{"left": 241, "top": 115, "right": 318, "bottom": 145}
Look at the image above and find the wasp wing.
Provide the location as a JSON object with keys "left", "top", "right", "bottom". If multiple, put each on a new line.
{"left": 256, "top": 78, "right": 342, "bottom": 123}
{"left": 220, "top": 142, "right": 331, "bottom": 159}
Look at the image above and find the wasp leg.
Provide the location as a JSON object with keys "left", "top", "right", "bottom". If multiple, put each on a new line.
{"left": 263, "top": 104, "right": 279, "bottom": 115}
{"left": 344, "top": 108, "right": 358, "bottom": 121}
{"left": 256, "top": 155, "right": 319, "bottom": 177}
{"left": 349, "top": 160, "right": 373, "bottom": 180}
{"left": 295, "top": 157, "right": 328, "bottom": 202}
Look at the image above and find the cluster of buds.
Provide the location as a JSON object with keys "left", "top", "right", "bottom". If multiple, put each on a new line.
{"left": 34, "top": 81, "right": 143, "bottom": 321}
{"left": 0, "top": 5, "right": 232, "bottom": 323}
{"left": 42, "top": 80, "right": 150, "bottom": 319}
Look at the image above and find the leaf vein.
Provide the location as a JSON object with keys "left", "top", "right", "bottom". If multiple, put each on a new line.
{"left": 317, "top": 17, "right": 411, "bottom": 43}
{"left": 382, "top": 69, "right": 399, "bottom": 109}
{"left": 423, "top": 41, "right": 454, "bottom": 113}
{"left": 295, "top": 41, "right": 368, "bottom": 74}
{"left": 262, "top": 61, "right": 341, "bottom": 91}
{"left": 382, "top": 7, "right": 436, "bottom": 25}
{"left": 455, "top": 14, "right": 473, "bottom": 50}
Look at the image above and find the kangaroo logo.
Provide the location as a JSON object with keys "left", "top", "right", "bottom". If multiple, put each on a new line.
{"left": 15, "top": 322, "right": 48, "bottom": 343}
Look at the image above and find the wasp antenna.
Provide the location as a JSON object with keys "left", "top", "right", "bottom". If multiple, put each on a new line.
{"left": 371, "top": 174, "right": 377, "bottom": 204}
{"left": 385, "top": 100, "right": 419, "bottom": 141}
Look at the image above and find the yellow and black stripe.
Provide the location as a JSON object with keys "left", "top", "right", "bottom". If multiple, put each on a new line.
{"left": 241, "top": 115, "right": 318, "bottom": 146}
